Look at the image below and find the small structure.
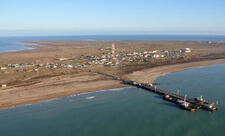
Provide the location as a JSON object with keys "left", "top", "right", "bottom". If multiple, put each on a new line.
{"left": 0, "top": 67, "right": 7, "bottom": 70}
{"left": 111, "top": 43, "right": 116, "bottom": 62}
{"left": 37, "top": 64, "right": 44, "bottom": 67}
{"left": 64, "top": 64, "right": 73, "bottom": 68}
{"left": 152, "top": 50, "right": 158, "bottom": 53}
{"left": 57, "top": 58, "right": 69, "bottom": 61}
{"left": 180, "top": 48, "right": 191, "bottom": 53}
{"left": 185, "top": 48, "right": 191, "bottom": 53}
{"left": 1, "top": 84, "right": 7, "bottom": 88}
{"left": 33, "top": 68, "right": 39, "bottom": 72}
{"left": 153, "top": 54, "right": 160, "bottom": 58}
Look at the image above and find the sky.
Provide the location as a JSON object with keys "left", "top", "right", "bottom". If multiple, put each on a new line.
{"left": 1, "top": 0, "right": 225, "bottom": 36}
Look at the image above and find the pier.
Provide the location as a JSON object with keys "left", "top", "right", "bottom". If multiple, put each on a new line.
{"left": 87, "top": 70, "right": 218, "bottom": 112}
{"left": 123, "top": 80, "right": 219, "bottom": 112}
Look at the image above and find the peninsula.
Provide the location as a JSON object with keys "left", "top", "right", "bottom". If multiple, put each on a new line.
{"left": 0, "top": 40, "right": 225, "bottom": 110}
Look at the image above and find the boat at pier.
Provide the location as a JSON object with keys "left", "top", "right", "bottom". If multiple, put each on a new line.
{"left": 194, "top": 96, "right": 219, "bottom": 111}
{"left": 202, "top": 103, "right": 218, "bottom": 111}
{"left": 177, "top": 100, "right": 196, "bottom": 112}
{"left": 122, "top": 80, "right": 219, "bottom": 112}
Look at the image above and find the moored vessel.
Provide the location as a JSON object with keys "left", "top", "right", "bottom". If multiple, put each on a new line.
{"left": 177, "top": 99, "right": 196, "bottom": 112}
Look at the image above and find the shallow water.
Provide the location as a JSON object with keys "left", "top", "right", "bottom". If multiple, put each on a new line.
{"left": 1, "top": 35, "right": 225, "bottom": 53}
{"left": 0, "top": 38, "right": 33, "bottom": 53}
{"left": 0, "top": 64, "right": 225, "bottom": 136}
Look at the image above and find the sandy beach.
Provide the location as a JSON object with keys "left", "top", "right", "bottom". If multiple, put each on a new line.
{"left": 0, "top": 72, "right": 127, "bottom": 110}
{"left": 125, "top": 59, "right": 225, "bottom": 84}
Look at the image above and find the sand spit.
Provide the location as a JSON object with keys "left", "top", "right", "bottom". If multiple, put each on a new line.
{"left": 126, "top": 59, "right": 225, "bottom": 84}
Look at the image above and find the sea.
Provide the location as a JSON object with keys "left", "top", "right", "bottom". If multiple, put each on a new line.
{"left": 0, "top": 35, "right": 225, "bottom": 136}
{"left": 0, "top": 35, "right": 225, "bottom": 53}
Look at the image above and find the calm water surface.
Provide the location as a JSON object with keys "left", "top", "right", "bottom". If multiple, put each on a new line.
{"left": 1, "top": 35, "right": 225, "bottom": 53}
{"left": 0, "top": 64, "right": 225, "bottom": 136}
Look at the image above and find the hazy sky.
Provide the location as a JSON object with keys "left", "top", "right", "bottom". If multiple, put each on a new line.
{"left": 1, "top": 0, "right": 225, "bottom": 36}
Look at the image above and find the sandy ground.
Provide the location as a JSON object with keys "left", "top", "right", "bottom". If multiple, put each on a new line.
{"left": 125, "top": 59, "right": 225, "bottom": 84}
{"left": 0, "top": 73, "right": 127, "bottom": 110}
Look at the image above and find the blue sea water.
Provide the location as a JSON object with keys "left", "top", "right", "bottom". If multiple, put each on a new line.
{"left": 0, "top": 38, "right": 33, "bottom": 53}
{"left": 0, "top": 35, "right": 225, "bottom": 136}
{"left": 0, "top": 35, "right": 225, "bottom": 53}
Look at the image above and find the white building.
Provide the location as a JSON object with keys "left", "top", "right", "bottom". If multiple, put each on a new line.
{"left": 153, "top": 54, "right": 165, "bottom": 58}
{"left": 185, "top": 48, "right": 191, "bottom": 53}
{"left": 57, "top": 58, "right": 69, "bottom": 61}
{"left": 1, "top": 84, "right": 7, "bottom": 88}
{"left": 180, "top": 48, "right": 191, "bottom": 53}
{"left": 0, "top": 67, "right": 7, "bottom": 70}
{"left": 153, "top": 54, "right": 160, "bottom": 58}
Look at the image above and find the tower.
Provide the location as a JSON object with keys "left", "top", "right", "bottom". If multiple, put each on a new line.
{"left": 112, "top": 43, "right": 116, "bottom": 62}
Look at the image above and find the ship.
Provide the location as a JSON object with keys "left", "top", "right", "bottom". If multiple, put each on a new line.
{"left": 177, "top": 99, "right": 196, "bottom": 112}
{"left": 195, "top": 96, "right": 219, "bottom": 111}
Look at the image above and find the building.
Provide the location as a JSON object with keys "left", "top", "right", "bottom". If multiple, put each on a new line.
{"left": 180, "top": 48, "right": 191, "bottom": 53}
{"left": 0, "top": 67, "right": 7, "bottom": 70}
{"left": 185, "top": 48, "right": 191, "bottom": 53}
{"left": 57, "top": 58, "right": 69, "bottom": 61}
{"left": 153, "top": 54, "right": 159, "bottom": 58}
{"left": 1, "top": 84, "right": 7, "bottom": 88}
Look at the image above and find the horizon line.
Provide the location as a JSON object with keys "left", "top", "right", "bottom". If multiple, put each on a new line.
{"left": 1, "top": 33, "right": 225, "bottom": 38}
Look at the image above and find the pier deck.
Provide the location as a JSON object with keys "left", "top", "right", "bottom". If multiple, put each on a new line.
{"left": 88, "top": 70, "right": 218, "bottom": 112}
{"left": 123, "top": 80, "right": 218, "bottom": 112}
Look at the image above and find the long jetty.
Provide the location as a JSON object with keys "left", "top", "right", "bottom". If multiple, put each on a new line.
{"left": 87, "top": 70, "right": 218, "bottom": 112}
{"left": 122, "top": 80, "right": 219, "bottom": 112}
{"left": 123, "top": 80, "right": 191, "bottom": 101}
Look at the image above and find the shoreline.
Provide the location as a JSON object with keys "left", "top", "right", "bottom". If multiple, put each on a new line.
{"left": 0, "top": 74, "right": 128, "bottom": 110}
{"left": 125, "top": 58, "right": 225, "bottom": 84}
{"left": 1, "top": 59, "right": 225, "bottom": 110}
{"left": 1, "top": 86, "right": 131, "bottom": 111}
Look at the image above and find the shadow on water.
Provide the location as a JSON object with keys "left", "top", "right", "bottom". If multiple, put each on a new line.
{"left": 154, "top": 95, "right": 163, "bottom": 99}
{"left": 154, "top": 96, "right": 181, "bottom": 110}
{"left": 158, "top": 102, "right": 180, "bottom": 110}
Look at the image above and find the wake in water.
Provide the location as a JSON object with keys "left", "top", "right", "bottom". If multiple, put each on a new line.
{"left": 85, "top": 96, "right": 95, "bottom": 100}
